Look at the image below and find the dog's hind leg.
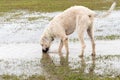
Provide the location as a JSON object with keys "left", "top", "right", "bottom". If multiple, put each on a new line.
{"left": 87, "top": 25, "right": 96, "bottom": 56}
{"left": 77, "top": 15, "right": 88, "bottom": 57}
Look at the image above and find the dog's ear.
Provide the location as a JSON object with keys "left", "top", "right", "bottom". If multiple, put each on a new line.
{"left": 43, "top": 37, "right": 51, "bottom": 44}
{"left": 43, "top": 37, "right": 48, "bottom": 41}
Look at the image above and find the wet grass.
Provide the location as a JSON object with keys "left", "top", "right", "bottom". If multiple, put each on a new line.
{"left": 28, "top": 17, "right": 40, "bottom": 21}
{"left": 0, "top": 54, "right": 120, "bottom": 80}
{"left": 28, "top": 16, "right": 52, "bottom": 21}
{"left": 39, "top": 54, "right": 120, "bottom": 80}
{"left": 0, "top": 0, "right": 120, "bottom": 12}
{"left": 0, "top": 74, "right": 119, "bottom": 80}
{"left": 96, "top": 35, "right": 120, "bottom": 40}
{"left": 0, "top": 74, "right": 45, "bottom": 80}
{"left": 0, "top": 72, "right": 120, "bottom": 80}
{"left": 69, "top": 35, "right": 120, "bottom": 42}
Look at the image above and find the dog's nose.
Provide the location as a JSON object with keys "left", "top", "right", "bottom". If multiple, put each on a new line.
{"left": 42, "top": 48, "right": 49, "bottom": 53}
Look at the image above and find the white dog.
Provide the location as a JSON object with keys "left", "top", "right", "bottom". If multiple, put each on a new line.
{"left": 40, "top": 1, "right": 116, "bottom": 57}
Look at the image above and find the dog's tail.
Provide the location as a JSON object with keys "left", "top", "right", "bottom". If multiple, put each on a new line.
{"left": 95, "top": 0, "right": 117, "bottom": 18}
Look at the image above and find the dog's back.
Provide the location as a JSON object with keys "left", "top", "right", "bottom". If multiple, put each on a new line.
{"left": 49, "top": 6, "right": 95, "bottom": 35}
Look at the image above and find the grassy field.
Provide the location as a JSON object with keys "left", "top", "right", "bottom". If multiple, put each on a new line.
{"left": 0, "top": 0, "right": 120, "bottom": 12}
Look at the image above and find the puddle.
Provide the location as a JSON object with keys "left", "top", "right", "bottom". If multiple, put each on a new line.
{"left": 0, "top": 10, "right": 120, "bottom": 43}
{"left": 0, "top": 10, "right": 120, "bottom": 79}
{"left": 0, "top": 40, "right": 120, "bottom": 78}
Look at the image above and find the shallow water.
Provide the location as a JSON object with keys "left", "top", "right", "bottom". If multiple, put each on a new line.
{"left": 0, "top": 40, "right": 120, "bottom": 77}
{"left": 0, "top": 10, "right": 120, "bottom": 43}
{"left": 0, "top": 10, "right": 120, "bottom": 78}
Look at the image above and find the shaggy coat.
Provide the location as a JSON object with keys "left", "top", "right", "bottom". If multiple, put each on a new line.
{"left": 40, "top": 1, "right": 116, "bottom": 57}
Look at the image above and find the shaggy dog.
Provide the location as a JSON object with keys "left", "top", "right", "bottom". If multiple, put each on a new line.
{"left": 40, "top": 1, "right": 116, "bottom": 57}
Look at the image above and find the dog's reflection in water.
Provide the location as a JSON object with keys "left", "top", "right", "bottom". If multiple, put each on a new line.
{"left": 89, "top": 56, "right": 96, "bottom": 75}
{"left": 59, "top": 53, "right": 69, "bottom": 66}
{"left": 79, "top": 56, "right": 96, "bottom": 75}
{"left": 41, "top": 52, "right": 96, "bottom": 79}
{"left": 40, "top": 52, "right": 69, "bottom": 80}
{"left": 41, "top": 52, "right": 54, "bottom": 65}
{"left": 40, "top": 53, "right": 56, "bottom": 80}
{"left": 41, "top": 52, "right": 69, "bottom": 67}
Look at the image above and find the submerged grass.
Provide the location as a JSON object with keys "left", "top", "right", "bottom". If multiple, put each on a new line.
{"left": 0, "top": 0, "right": 120, "bottom": 12}
{"left": 0, "top": 74, "right": 45, "bottom": 80}
{"left": 28, "top": 16, "right": 52, "bottom": 21}
{"left": 40, "top": 54, "right": 120, "bottom": 80}
{"left": 0, "top": 69, "right": 120, "bottom": 80}
{"left": 96, "top": 35, "right": 120, "bottom": 40}
{"left": 1, "top": 54, "right": 120, "bottom": 80}
{"left": 69, "top": 35, "right": 120, "bottom": 42}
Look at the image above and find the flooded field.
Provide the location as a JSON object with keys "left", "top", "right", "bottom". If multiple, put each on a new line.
{"left": 0, "top": 10, "right": 120, "bottom": 80}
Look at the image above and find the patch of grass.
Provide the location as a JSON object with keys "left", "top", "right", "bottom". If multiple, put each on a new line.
{"left": 96, "top": 35, "right": 120, "bottom": 40}
{"left": 0, "top": 74, "right": 19, "bottom": 80}
{"left": 69, "top": 35, "right": 120, "bottom": 42}
{"left": 28, "top": 17, "right": 40, "bottom": 21}
{"left": 28, "top": 16, "right": 52, "bottom": 21}
{"left": 0, "top": 0, "right": 120, "bottom": 12}
{"left": 0, "top": 74, "right": 46, "bottom": 80}
{"left": 12, "top": 13, "right": 23, "bottom": 17}
{"left": 0, "top": 12, "right": 4, "bottom": 16}
{"left": 27, "top": 75, "right": 46, "bottom": 80}
{"left": 96, "top": 55, "right": 120, "bottom": 60}
{"left": 69, "top": 38, "right": 79, "bottom": 42}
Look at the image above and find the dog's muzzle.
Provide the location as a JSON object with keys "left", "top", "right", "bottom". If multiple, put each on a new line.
{"left": 42, "top": 48, "right": 49, "bottom": 53}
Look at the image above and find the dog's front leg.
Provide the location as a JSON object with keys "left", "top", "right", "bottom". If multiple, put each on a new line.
{"left": 58, "top": 40, "right": 63, "bottom": 56}
{"left": 58, "top": 36, "right": 69, "bottom": 56}
{"left": 62, "top": 36, "right": 69, "bottom": 55}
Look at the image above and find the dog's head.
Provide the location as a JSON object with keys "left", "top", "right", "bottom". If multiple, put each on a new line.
{"left": 40, "top": 36, "right": 53, "bottom": 53}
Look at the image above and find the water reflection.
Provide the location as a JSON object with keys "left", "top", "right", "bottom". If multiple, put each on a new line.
{"left": 76, "top": 56, "right": 96, "bottom": 75}
{"left": 41, "top": 52, "right": 69, "bottom": 66}
{"left": 40, "top": 53, "right": 56, "bottom": 80}
{"left": 79, "top": 57, "right": 86, "bottom": 73}
{"left": 40, "top": 53, "right": 70, "bottom": 80}
{"left": 89, "top": 56, "right": 96, "bottom": 75}
{"left": 40, "top": 53, "right": 96, "bottom": 79}
{"left": 60, "top": 53, "right": 69, "bottom": 66}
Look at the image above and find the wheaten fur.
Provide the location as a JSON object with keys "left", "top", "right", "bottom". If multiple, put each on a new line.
{"left": 40, "top": 1, "right": 116, "bottom": 57}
